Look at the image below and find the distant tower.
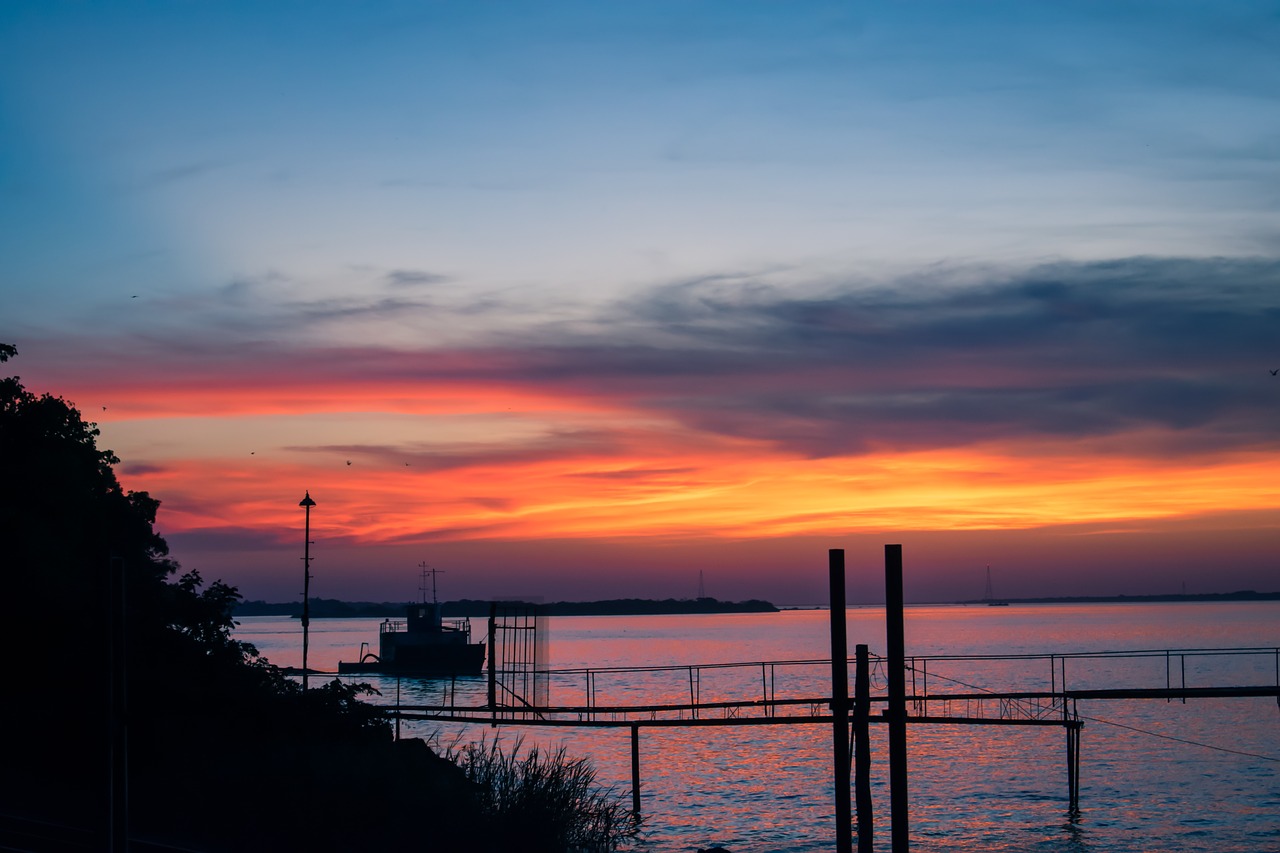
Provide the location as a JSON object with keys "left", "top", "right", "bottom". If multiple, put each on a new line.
{"left": 697, "top": 570, "right": 707, "bottom": 600}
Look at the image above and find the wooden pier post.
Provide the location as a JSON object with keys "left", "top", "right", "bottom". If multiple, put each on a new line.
{"left": 488, "top": 602, "right": 497, "bottom": 724}
{"left": 1066, "top": 719, "right": 1082, "bottom": 815}
{"left": 855, "top": 643, "right": 873, "bottom": 852}
{"left": 829, "top": 549, "right": 853, "bottom": 853}
{"left": 630, "top": 723, "right": 642, "bottom": 819}
{"left": 885, "top": 544, "right": 909, "bottom": 852}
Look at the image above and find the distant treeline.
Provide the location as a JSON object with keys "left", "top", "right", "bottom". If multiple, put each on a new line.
{"left": 959, "top": 590, "right": 1280, "bottom": 605}
{"left": 234, "top": 596, "right": 780, "bottom": 618}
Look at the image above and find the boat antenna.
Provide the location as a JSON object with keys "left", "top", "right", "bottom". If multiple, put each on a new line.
{"left": 418, "top": 561, "right": 444, "bottom": 604}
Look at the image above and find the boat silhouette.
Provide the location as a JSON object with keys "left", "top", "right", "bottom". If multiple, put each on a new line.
{"left": 338, "top": 564, "right": 485, "bottom": 677}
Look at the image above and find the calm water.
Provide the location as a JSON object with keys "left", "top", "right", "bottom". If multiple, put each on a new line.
{"left": 235, "top": 603, "right": 1280, "bottom": 852}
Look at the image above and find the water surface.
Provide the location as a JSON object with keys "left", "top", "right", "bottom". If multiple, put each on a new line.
{"left": 236, "top": 602, "right": 1280, "bottom": 852}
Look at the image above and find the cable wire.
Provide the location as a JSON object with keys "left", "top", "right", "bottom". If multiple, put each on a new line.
{"left": 1076, "top": 711, "right": 1280, "bottom": 762}
{"left": 904, "top": 662, "right": 1280, "bottom": 762}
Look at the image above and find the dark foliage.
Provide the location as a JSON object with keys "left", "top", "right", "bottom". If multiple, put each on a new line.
{"left": 0, "top": 345, "right": 480, "bottom": 851}
{"left": 451, "top": 736, "right": 638, "bottom": 853}
{"left": 0, "top": 343, "right": 636, "bottom": 852}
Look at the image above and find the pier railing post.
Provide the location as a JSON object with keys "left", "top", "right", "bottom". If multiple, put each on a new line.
{"left": 829, "top": 549, "right": 853, "bottom": 853}
{"left": 885, "top": 543, "right": 909, "bottom": 852}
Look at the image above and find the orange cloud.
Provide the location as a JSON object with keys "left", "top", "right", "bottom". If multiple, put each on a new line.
{"left": 120, "top": 416, "right": 1280, "bottom": 554}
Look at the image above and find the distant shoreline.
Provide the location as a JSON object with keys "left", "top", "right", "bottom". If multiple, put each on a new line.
{"left": 952, "top": 590, "right": 1280, "bottom": 605}
{"left": 233, "top": 591, "right": 1280, "bottom": 619}
{"left": 785, "top": 591, "right": 1280, "bottom": 609}
{"left": 234, "top": 596, "right": 780, "bottom": 618}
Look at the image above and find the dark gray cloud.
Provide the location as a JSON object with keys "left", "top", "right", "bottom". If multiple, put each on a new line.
{"left": 166, "top": 526, "right": 286, "bottom": 552}
{"left": 289, "top": 295, "right": 433, "bottom": 325}
{"left": 133, "top": 160, "right": 226, "bottom": 190}
{"left": 121, "top": 462, "right": 169, "bottom": 476}
{"left": 148, "top": 271, "right": 520, "bottom": 341}
{"left": 571, "top": 467, "right": 699, "bottom": 480}
{"left": 537, "top": 256, "right": 1280, "bottom": 456}
{"left": 288, "top": 428, "right": 623, "bottom": 473}
{"left": 384, "top": 269, "right": 451, "bottom": 288}
{"left": 382, "top": 520, "right": 527, "bottom": 544}
{"left": 465, "top": 496, "right": 519, "bottom": 512}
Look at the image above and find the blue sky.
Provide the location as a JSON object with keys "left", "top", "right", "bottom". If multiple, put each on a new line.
{"left": 3, "top": 2, "right": 1279, "bottom": 602}
{"left": 7, "top": 1, "right": 1277, "bottom": 330}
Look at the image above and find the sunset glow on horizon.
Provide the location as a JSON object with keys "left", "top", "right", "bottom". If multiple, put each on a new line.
{"left": 28, "top": 348, "right": 1275, "bottom": 605}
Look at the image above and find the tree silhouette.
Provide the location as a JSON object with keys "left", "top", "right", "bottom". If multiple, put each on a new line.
{"left": 0, "top": 344, "right": 633, "bottom": 852}
{"left": 0, "top": 345, "right": 457, "bottom": 850}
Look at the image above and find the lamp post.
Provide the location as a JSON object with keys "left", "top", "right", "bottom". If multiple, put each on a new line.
{"left": 299, "top": 491, "right": 316, "bottom": 691}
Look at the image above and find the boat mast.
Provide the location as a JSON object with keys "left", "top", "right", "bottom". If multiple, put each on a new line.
{"left": 418, "top": 561, "right": 444, "bottom": 604}
{"left": 984, "top": 565, "right": 994, "bottom": 601}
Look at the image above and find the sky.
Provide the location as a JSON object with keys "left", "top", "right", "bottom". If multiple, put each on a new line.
{"left": 3, "top": 1, "right": 1278, "bottom": 605}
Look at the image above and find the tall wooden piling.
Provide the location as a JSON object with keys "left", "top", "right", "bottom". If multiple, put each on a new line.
{"left": 885, "top": 543, "right": 909, "bottom": 852}
{"left": 829, "top": 549, "right": 853, "bottom": 853}
{"left": 854, "top": 643, "right": 873, "bottom": 852}
{"left": 487, "top": 602, "right": 497, "bottom": 723}
{"left": 1066, "top": 720, "right": 1081, "bottom": 815}
{"left": 630, "top": 723, "right": 642, "bottom": 819}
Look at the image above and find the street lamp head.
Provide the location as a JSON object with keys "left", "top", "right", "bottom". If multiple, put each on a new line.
{"left": 299, "top": 491, "right": 316, "bottom": 508}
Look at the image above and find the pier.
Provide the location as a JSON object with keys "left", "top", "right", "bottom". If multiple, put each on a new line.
{"left": 381, "top": 643, "right": 1280, "bottom": 847}
{"left": 383, "top": 648, "right": 1280, "bottom": 743}
{"left": 361, "top": 547, "right": 1280, "bottom": 851}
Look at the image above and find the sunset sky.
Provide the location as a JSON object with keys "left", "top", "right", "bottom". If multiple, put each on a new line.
{"left": 3, "top": 2, "right": 1278, "bottom": 605}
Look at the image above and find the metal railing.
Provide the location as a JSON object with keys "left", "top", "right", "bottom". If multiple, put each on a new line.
{"left": 368, "top": 646, "right": 1280, "bottom": 727}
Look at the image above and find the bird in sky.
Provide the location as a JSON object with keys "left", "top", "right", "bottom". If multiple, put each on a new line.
{"left": 1270, "top": 368, "right": 1278, "bottom": 375}
{"left": 346, "top": 460, "right": 352, "bottom": 466}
